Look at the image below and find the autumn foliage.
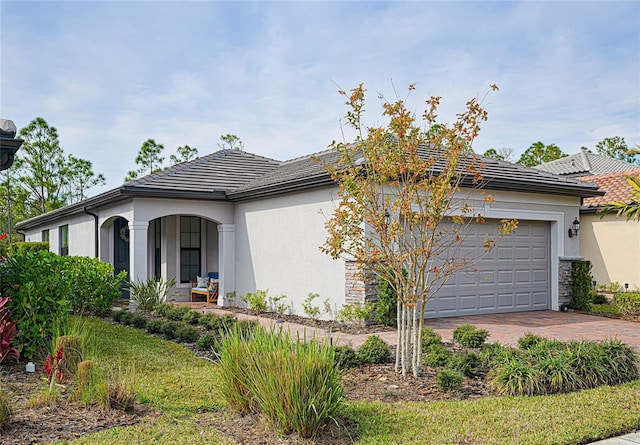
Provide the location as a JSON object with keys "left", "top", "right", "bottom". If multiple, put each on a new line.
{"left": 321, "top": 83, "right": 517, "bottom": 377}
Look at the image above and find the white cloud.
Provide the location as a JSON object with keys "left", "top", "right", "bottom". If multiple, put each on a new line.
{"left": 1, "top": 1, "right": 638, "bottom": 192}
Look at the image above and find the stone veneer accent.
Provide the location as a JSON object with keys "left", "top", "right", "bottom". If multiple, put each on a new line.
{"left": 344, "top": 260, "right": 378, "bottom": 305}
{"left": 558, "top": 257, "right": 583, "bottom": 307}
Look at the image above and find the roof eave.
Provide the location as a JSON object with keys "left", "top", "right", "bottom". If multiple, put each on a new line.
{"left": 15, "top": 188, "right": 129, "bottom": 230}
{"left": 120, "top": 186, "right": 228, "bottom": 200}
{"left": 228, "top": 175, "right": 335, "bottom": 201}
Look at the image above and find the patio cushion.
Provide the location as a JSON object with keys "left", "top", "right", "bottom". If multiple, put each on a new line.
{"left": 196, "top": 276, "right": 208, "bottom": 287}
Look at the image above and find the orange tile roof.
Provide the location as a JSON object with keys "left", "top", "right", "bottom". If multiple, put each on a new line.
{"left": 579, "top": 170, "right": 640, "bottom": 208}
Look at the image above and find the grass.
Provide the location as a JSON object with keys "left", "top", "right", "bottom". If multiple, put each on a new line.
{"left": 47, "top": 317, "right": 640, "bottom": 444}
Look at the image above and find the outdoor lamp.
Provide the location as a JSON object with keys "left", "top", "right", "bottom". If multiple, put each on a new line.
{"left": 568, "top": 218, "right": 580, "bottom": 238}
{"left": 0, "top": 118, "right": 23, "bottom": 171}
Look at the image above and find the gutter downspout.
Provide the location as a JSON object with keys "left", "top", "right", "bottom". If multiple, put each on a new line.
{"left": 84, "top": 207, "right": 99, "bottom": 258}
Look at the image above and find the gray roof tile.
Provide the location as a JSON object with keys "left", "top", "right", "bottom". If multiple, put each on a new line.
{"left": 123, "top": 149, "right": 281, "bottom": 194}
{"left": 535, "top": 151, "right": 639, "bottom": 177}
{"left": 228, "top": 145, "right": 602, "bottom": 200}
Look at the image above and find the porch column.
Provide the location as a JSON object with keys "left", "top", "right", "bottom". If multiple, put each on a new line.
{"left": 218, "top": 224, "right": 235, "bottom": 306}
{"left": 129, "top": 221, "right": 149, "bottom": 283}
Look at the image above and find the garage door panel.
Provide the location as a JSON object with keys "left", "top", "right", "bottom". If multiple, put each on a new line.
{"left": 498, "top": 247, "right": 513, "bottom": 260}
{"left": 532, "top": 247, "right": 547, "bottom": 260}
{"left": 498, "top": 293, "right": 514, "bottom": 308}
{"left": 532, "top": 269, "right": 547, "bottom": 283}
{"left": 425, "top": 220, "right": 549, "bottom": 318}
{"left": 478, "top": 294, "right": 496, "bottom": 309}
{"left": 459, "top": 296, "right": 477, "bottom": 310}
{"left": 515, "top": 269, "right": 531, "bottom": 283}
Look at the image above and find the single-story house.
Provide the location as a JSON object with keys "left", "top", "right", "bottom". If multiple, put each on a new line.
{"left": 578, "top": 170, "right": 640, "bottom": 291}
{"left": 16, "top": 147, "right": 601, "bottom": 319}
{"left": 535, "top": 151, "right": 640, "bottom": 291}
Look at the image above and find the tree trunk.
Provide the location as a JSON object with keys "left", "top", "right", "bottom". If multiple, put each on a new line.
{"left": 395, "top": 297, "right": 401, "bottom": 372}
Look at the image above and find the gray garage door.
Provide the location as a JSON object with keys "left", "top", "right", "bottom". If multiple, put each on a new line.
{"left": 424, "top": 220, "right": 549, "bottom": 318}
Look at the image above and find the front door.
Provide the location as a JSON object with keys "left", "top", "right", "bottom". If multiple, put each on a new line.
{"left": 114, "top": 217, "right": 130, "bottom": 298}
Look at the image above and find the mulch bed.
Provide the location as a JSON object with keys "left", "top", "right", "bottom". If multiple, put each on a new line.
{"left": 0, "top": 360, "right": 160, "bottom": 445}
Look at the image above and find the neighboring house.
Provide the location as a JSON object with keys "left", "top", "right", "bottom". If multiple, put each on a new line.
{"left": 578, "top": 170, "right": 640, "bottom": 291}
{"left": 16, "top": 148, "right": 600, "bottom": 319}
{"left": 535, "top": 151, "right": 639, "bottom": 178}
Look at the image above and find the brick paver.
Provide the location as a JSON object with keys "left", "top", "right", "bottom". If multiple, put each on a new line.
{"left": 180, "top": 305, "right": 639, "bottom": 352}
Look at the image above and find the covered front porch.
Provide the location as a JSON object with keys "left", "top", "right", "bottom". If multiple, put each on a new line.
{"left": 97, "top": 197, "right": 236, "bottom": 305}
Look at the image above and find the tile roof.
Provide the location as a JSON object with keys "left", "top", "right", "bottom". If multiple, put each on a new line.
{"left": 535, "top": 151, "right": 639, "bottom": 177}
{"left": 123, "top": 149, "right": 281, "bottom": 195}
{"left": 580, "top": 170, "right": 640, "bottom": 209}
{"left": 16, "top": 145, "right": 603, "bottom": 230}
{"left": 229, "top": 144, "right": 602, "bottom": 200}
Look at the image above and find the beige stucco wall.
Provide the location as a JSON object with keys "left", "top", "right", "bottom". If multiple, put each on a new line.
{"left": 580, "top": 213, "right": 640, "bottom": 290}
{"left": 234, "top": 186, "right": 346, "bottom": 318}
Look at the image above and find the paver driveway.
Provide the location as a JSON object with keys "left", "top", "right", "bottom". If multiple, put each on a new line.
{"left": 339, "top": 310, "right": 640, "bottom": 350}
{"left": 192, "top": 304, "right": 639, "bottom": 351}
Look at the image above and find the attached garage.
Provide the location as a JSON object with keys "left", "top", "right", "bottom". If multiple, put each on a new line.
{"left": 424, "top": 220, "right": 550, "bottom": 318}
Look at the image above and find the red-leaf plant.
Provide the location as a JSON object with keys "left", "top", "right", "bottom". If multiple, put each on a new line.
{"left": 44, "top": 345, "right": 66, "bottom": 391}
{"left": 0, "top": 296, "right": 20, "bottom": 364}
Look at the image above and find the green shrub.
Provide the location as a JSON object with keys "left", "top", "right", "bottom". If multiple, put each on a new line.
{"left": 63, "top": 256, "right": 126, "bottom": 316}
{"left": 217, "top": 325, "right": 343, "bottom": 438}
{"left": 447, "top": 351, "right": 481, "bottom": 378}
{"left": 536, "top": 352, "right": 580, "bottom": 394}
{"left": 489, "top": 337, "right": 639, "bottom": 396}
{"left": 8, "top": 241, "right": 49, "bottom": 254}
{"left": 569, "top": 260, "right": 593, "bottom": 311}
{"left": 236, "top": 320, "right": 259, "bottom": 338}
{"left": 590, "top": 303, "right": 620, "bottom": 316}
{"left": 153, "top": 303, "right": 173, "bottom": 318}
{"left": 421, "top": 326, "right": 443, "bottom": 349}
{"left": 301, "top": 293, "right": 330, "bottom": 320}
{"left": 357, "top": 335, "right": 391, "bottom": 364}
{"left": 175, "top": 324, "right": 200, "bottom": 343}
{"left": 333, "top": 345, "right": 361, "bottom": 369}
{"left": 0, "top": 250, "right": 72, "bottom": 359}
{"left": 375, "top": 271, "right": 401, "bottom": 326}
{"left": 241, "top": 289, "right": 268, "bottom": 313}
{"left": 517, "top": 332, "right": 546, "bottom": 350}
{"left": 489, "top": 356, "right": 544, "bottom": 396}
{"left": 336, "top": 302, "right": 375, "bottom": 325}
{"left": 268, "top": 295, "right": 289, "bottom": 315}
{"left": 145, "top": 319, "right": 164, "bottom": 334}
{"left": 590, "top": 291, "right": 607, "bottom": 305}
{"left": 182, "top": 310, "right": 202, "bottom": 325}
{"left": 196, "top": 333, "right": 220, "bottom": 352}
{"left": 113, "top": 309, "right": 134, "bottom": 325}
{"left": 130, "top": 313, "right": 148, "bottom": 330}
{"left": 594, "top": 338, "right": 639, "bottom": 385}
{"left": 424, "top": 344, "right": 452, "bottom": 368}
{"left": 614, "top": 292, "right": 640, "bottom": 316}
{"left": 480, "top": 343, "right": 517, "bottom": 369}
{"left": 200, "top": 313, "right": 236, "bottom": 332}
{"left": 166, "top": 306, "right": 191, "bottom": 321}
{"left": 127, "top": 277, "right": 177, "bottom": 312}
{"left": 452, "top": 324, "right": 489, "bottom": 348}
{"left": 160, "top": 321, "right": 181, "bottom": 339}
{"left": 436, "top": 369, "right": 464, "bottom": 392}
{"left": 597, "top": 281, "right": 623, "bottom": 293}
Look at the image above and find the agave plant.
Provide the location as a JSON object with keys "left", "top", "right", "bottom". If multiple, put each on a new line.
{"left": 127, "top": 278, "right": 177, "bottom": 312}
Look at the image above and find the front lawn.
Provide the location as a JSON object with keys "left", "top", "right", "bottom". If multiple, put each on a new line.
{"left": 33, "top": 318, "right": 640, "bottom": 444}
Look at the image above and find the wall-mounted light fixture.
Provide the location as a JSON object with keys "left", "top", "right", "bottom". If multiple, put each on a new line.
{"left": 568, "top": 218, "right": 580, "bottom": 238}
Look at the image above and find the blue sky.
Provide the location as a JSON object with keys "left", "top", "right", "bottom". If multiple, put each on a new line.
{"left": 2, "top": 1, "right": 639, "bottom": 194}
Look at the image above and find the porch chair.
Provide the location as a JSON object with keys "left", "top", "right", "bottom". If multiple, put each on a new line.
{"left": 190, "top": 272, "right": 219, "bottom": 305}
